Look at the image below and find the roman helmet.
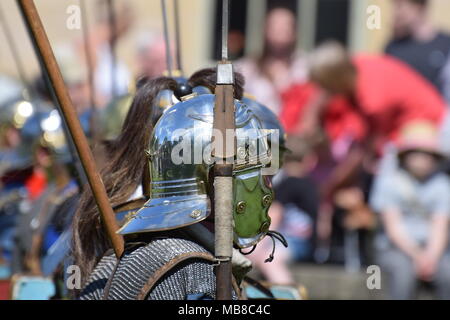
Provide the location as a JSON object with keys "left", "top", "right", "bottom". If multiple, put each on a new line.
{"left": 21, "top": 109, "right": 71, "bottom": 164}
{"left": 152, "top": 77, "right": 192, "bottom": 126}
{"left": 0, "top": 99, "right": 35, "bottom": 132}
{"left": 150, "top": 89, "right": 178, "bottom": 126}
{"left": 0, "top": 99, "right": 38, "bottom": 174}
{"left": 182, "top": 85, "right": 286, "bottom": 164}
{"left": 241, "top": 95, "right": 287, "bottom": 168}
{"left": 118, "top": 90, "right": 276, "bottom": 248}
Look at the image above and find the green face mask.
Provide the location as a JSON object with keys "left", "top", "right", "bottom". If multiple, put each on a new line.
{"left": 233, "top": 167, "right": 273, "bottom": 248}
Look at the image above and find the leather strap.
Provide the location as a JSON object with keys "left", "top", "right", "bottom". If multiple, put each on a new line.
{"left": 136, "top": 251, "right": 242, "bottom": 300}
{"left": 102, "top": 257, "right": 122, "bottom": 300}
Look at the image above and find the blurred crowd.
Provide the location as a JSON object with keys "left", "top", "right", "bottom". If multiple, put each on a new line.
{"left": 241, "top": 0, "right": 450, "bottom": 300}
{"left": 1, "top": 0, "right": 450, "bottom": 300}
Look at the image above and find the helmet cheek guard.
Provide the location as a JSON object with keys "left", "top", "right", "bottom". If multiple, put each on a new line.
{"left": 233, "top": 167, "right": 273, "bottom": 248}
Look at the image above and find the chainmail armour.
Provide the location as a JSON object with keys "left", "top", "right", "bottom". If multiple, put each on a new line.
{"left": 80, "top": 238, "right": 233, "bottom": 300}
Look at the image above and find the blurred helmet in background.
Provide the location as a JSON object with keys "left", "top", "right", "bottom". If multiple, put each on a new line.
{"left": 21, "top": 110, "right": 71, "bottom": 164}
{"left": 99, "top": 94, "right": 134, "bottom": 141}
{"left": 0, "top": 99, "right": 35, "bottom": 131}
{"left": 0, "top": 99, "right": 37, "bottom": 174}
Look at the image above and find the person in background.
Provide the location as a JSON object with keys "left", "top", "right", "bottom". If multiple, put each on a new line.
{"left": 247, "top": 136, "right": 318, "bottom": 284}
{"left": 370, "top": 121, "right": 450, "bottom": 300}
{"left": 54, "top": 45, "right": 92, "bottom": 116}
{"left": 0, "top": 83, "right": 43, "bottom": 274}
{"left": 284, "top": 41, "right": 447, "bottom": 145}
{"left": 135, "top": 32, "right": 173, "bottom": 80}
{"left": 228, "top": 29, "right": 246, "bottom": 61}
{"left": 270, "top": 136, "right": 319, "bottom": 262}
{"left": 281, "top": 41, "right": 448, "bottom": 262}
{"left": 385, "top": 0, "right": 450, "bottom": 100}
{"left": 75, "top": 0, "right": 134, "bottom": 108}
{"left": 12, "top": 110, "right": 79, "bottom": 279}
{"left": 442, "top": 51, "right": 450, "bottom": 106}
{"left": 236, "top": 6, "right": 308, "bottom": 115}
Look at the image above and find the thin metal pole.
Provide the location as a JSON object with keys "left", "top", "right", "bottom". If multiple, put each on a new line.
{"left": 173, "top": 0, "right": 182, "bottom": 74}
{"left": 221, "top": 0, "right": 229, "bottom": 61}
{"left": 17, "top": 0, "right": 124, "bottom": 258}
{"left": 161, "top": 0, "right": 173, "bottom": 77}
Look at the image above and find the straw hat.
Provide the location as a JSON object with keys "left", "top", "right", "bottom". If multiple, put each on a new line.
{"left": 397, "top": 121, "right": 445, "bottom": 159}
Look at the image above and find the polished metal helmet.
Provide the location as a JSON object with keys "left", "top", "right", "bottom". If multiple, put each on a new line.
{"left": 151, "top": 77, "right": 192, "bottom": 126}
{"left": 0, "top": 99, "right": 38, "bottom": 174}
{"left": 0, "top": 99, "right": 36, "bottom": 130}
{"left": 21, "top": 109, "right": 71, "bottom": 164}
{"left": 118, "top": 92, "right": 275, "bottom": 248}
{"left": 241, "top": 95, "right": 287, "bottom": 168}
{"left": 176, "top": 87, "right": 286, "bottom": 168}
{"left": 151, "top": 89, "right": 178, "bottom": 126}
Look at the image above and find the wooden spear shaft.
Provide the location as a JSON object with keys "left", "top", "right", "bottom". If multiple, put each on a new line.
{"left": 214, "top": 0, "right": 234, "bottom": 300}
{"left": 213, "top": 84, "right": 235, "bottom": 300}
{"left": 17, "top": 0, "right": 124, "bottom": 258}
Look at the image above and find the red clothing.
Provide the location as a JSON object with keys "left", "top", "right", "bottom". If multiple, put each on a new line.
{"left": 25, "top": 169, "right": 47, "bottom": 200}
{"left": 281, "top": 55, "right": 446, "bottom": 147}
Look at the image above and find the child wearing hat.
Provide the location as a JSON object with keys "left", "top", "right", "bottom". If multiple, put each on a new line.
{"left": 370, "top": 121, "right": 450, "bottom": 300}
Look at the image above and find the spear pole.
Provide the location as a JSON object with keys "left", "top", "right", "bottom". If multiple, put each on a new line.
{"left": 160, "top": 0, "right": 173, "bottom": 77}
{"left": 17, "top": 0, "right": 124, "bottom": 258}
{"left": 213, "top": 0, "right": 235, "bottom": 300}
{"left": 173, "top": 0, "right": 183, "bottom": 75}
